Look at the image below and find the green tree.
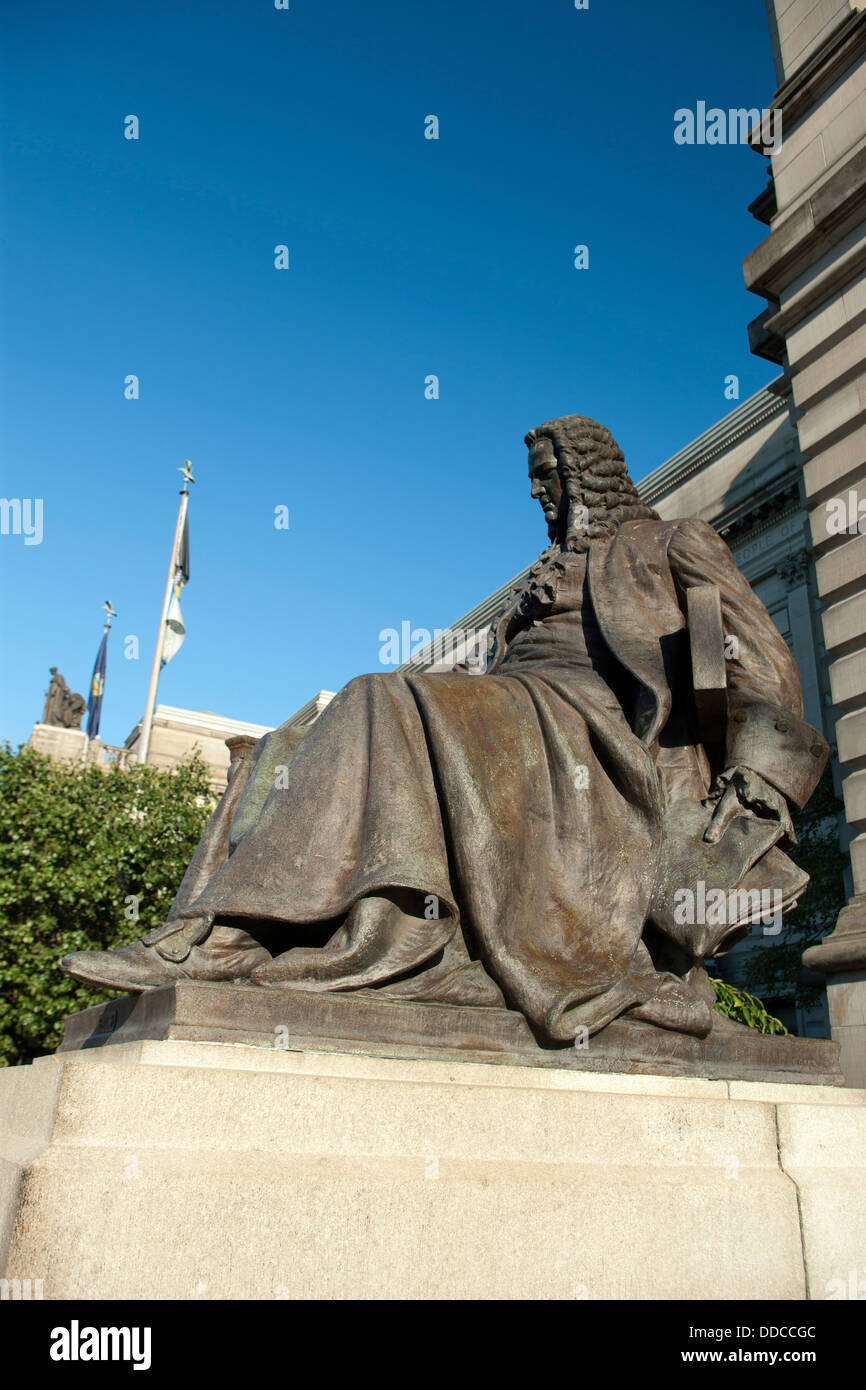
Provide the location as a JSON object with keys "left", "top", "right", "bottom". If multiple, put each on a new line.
{"left": 741, "top": 765, "right": 847, "bottom": 1013}
{"left": 0, "top": 744, "right": 216, "bottom": 1066}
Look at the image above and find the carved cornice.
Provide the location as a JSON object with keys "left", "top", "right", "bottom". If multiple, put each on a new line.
{"left": 638, "top": 389, "right": 788, "bottom": 506}
{"left": 769, "top": 11, "right": 866, "bottom": 137}
{"left": 744, "top": 144, "right": 866, "bottom": 300}
{"left": 124, "top": 704, "right": 274, "bottom": 749}
{"left": 719, "top": 481, "right": 801, "bottom": 548}
{"left": 748, "top": 181, "right": 776, "bottom": 227}
{"left": 748, "top": 306, "right": 785, "bottom": 365}
{"left": 765, "top": 237, "right": 866, "bottom": 341}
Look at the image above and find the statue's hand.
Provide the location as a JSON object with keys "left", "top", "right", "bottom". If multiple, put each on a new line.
{"left": 702, "top": 765, "right": 796, "bottom": 846}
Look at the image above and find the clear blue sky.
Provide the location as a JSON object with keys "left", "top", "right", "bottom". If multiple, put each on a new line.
{"left": 1, "top": 0, "right": 779, "bottom": 750}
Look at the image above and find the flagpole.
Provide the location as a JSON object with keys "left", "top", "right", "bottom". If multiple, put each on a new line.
{"left": 83, "top": 603, "right": 116, "bottom": 761}
{"left": 138, "top": 463, "right": 194, "bottom": 766}
{"left": 99, "top": 599, "right": 116, "bottom": 643}
{"left": 85, "top": 600, "right": 117, "bottom": 747}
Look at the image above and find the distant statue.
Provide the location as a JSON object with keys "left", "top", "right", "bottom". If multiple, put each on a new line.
{"left": 63, "top": 415, "right": 828, "bottom": 1046}
{"left": 42, "top": 669, "right": 67, "bottom": 724}
{"left": 42, "top": 668, "right": 86, "bottom": 730}
{"left": 64, "top": 691, "right": 86, "bottom": 728}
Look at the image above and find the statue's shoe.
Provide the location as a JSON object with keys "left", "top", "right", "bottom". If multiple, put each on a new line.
{"left": 627, "top": 991, "right": 714, "bottom": 1037}
{"left": 60, "top": 938, "right": 270, "bottom": 992}
{"left": 626, "top": 968, "right": 715, "bottom": 1038}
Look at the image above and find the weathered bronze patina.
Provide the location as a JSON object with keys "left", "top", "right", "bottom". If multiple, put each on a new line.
{"left": 62, "top": 415, "right": 829, "bottom": 1050}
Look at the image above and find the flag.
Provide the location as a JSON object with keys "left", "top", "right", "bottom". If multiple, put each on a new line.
{"left": 160, "top": 510, "right": 189, "bottom": 668}
{"left": 86, "top": 631, "right": 108, "bottom": 740}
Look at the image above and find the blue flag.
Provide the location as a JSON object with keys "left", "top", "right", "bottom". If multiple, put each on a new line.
{"left": 86, "top": 631, "right": 108, "bottom": 740}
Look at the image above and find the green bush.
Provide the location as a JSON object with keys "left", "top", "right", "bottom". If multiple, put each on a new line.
{"left": 0, "top": 743, "right": 215, "bottom": 1066}
{"left": 711, "top": 978, "right": 789, "bottom": 1035}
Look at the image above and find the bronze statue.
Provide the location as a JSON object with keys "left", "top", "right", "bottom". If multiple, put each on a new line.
{"left": 62, "top": 416, "right": 828, "bottom": 1045}
{"left": 42, "top": 668, "right": 86, "bottom": 730}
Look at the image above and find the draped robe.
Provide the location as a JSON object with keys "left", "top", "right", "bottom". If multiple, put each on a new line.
{"left": 146, "top": 518, "right": 828, "bottom": 1042}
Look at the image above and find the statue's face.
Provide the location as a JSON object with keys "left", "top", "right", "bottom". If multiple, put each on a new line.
{"left": 528, "top": 436, "right": 563, "bottom": 536}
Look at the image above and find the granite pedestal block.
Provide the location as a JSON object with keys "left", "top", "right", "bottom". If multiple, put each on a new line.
{"left": 1, "top": 996, "right": 863, "bottom": 1299}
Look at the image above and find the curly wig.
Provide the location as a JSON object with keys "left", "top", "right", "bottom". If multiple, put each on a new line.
{"left": 525, "top": 414, "right": 658, "bottom": 550}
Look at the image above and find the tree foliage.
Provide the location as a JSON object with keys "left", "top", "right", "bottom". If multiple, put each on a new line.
{"left": 0, "top": 744, "right": 215, "bottom": 1066}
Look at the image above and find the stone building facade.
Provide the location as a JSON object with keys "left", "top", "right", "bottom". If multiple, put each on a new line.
{"left": 123, "top": 706, "right": 274, "bottom": 793}
{"left": 121, "top": 694, "right": 335, "bottom": 793}
{"left": 744, "top": 0, "right": 866, "bottom": 1082}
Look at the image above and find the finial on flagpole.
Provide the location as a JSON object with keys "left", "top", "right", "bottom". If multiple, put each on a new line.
{"left": 179, "top": 460, "right": 195, "bottom": 491}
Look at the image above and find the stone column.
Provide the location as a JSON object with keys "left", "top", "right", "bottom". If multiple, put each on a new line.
{"left": 778, "top": 551, "right": 824, "bottom": 727}
{"left": 744, "top": 2, "right": 866, "bottom": 1083}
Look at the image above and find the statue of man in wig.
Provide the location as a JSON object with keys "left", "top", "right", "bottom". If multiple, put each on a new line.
{"left": 63, "top": 415, "right": 828, "bottom": 1045}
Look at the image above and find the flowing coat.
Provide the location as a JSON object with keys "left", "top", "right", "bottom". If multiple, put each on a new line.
{"left": 146, "top": 518, "right": 828, "bottom": 1041}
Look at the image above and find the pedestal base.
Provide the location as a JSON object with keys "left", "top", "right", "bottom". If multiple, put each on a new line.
{"left": 57, "top": 980, "right": 843, "bottom": 1086}
{"left": 1, "top": 1039, "right": 864, "bottom": 1299}
{"left": 27, "top": 723, "right": 87, "bottom": 763}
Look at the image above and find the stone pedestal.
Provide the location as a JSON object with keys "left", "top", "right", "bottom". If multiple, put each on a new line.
{"left": 2, "top": 1032, "right": 864, "bottom": 1300}
{"left": 27, "top": 723, "right": 88, "bottom": 764}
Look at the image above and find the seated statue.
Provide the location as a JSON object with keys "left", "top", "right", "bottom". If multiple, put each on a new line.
{"left": 63, "top": 415, "right": 828, "bottom": 1044}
